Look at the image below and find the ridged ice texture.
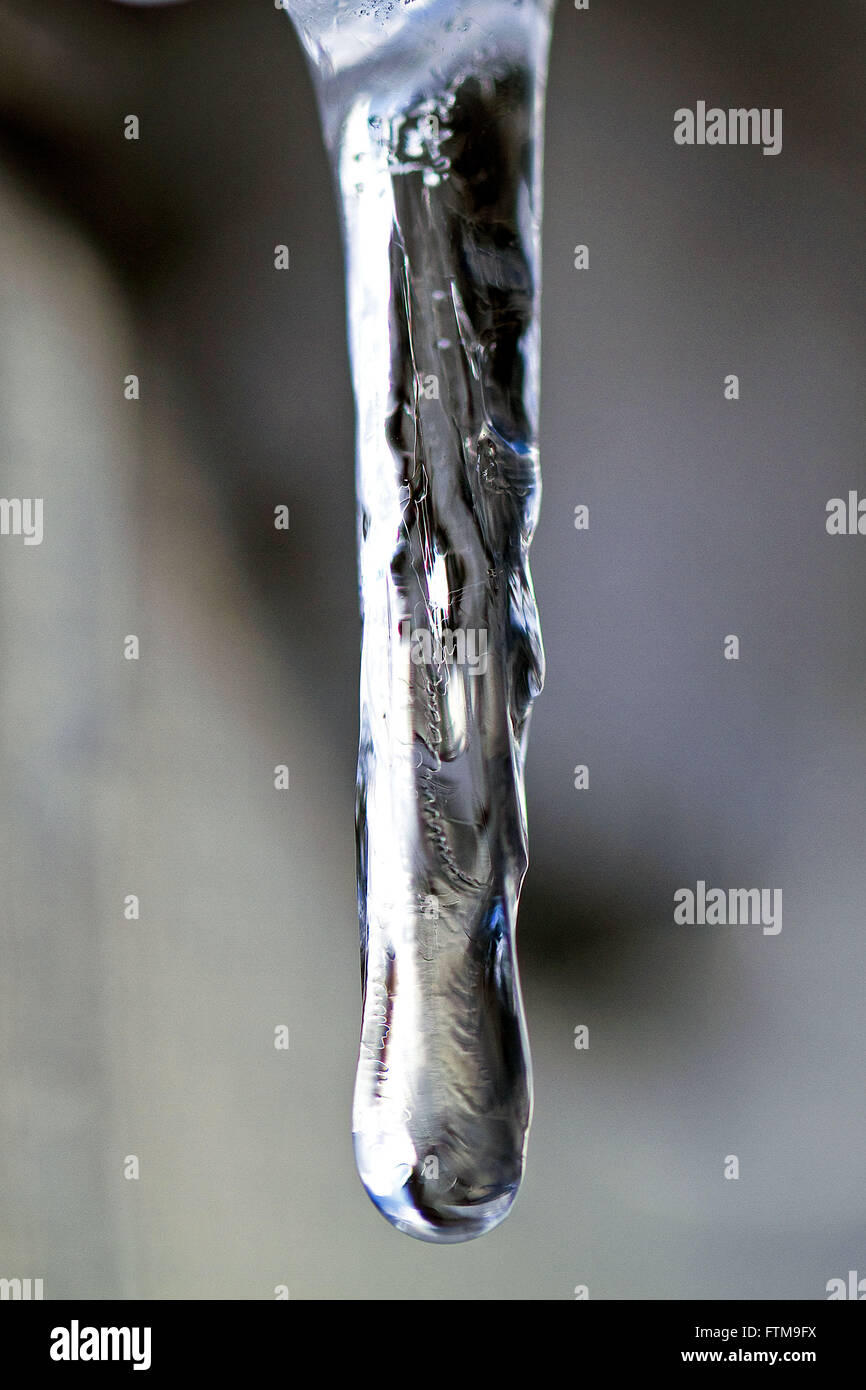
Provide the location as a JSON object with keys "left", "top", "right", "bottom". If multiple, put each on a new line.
{"left": 283, "top": 0, "right": 553, "bottom": 1241}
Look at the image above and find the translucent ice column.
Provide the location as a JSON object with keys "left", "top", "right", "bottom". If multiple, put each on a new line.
{"left": 283, "top": 0, "right": 553, "bottom": 1241}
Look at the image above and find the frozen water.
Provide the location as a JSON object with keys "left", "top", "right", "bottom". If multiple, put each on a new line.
{"left": 282, "top": 0, "right": 554, "bottom": 1241}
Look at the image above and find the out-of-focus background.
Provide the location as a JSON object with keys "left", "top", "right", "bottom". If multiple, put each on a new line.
{"left": 0, "top": 0, "right": 864, "bottom": 1299}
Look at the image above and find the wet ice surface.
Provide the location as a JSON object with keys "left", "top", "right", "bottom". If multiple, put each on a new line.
{"left": 283, "top": 0, "right": 553, "bottom": 1240}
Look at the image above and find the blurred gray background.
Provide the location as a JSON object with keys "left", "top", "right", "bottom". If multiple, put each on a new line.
{"left": 0, "top": 0, "right": 864, "bottom": 1298}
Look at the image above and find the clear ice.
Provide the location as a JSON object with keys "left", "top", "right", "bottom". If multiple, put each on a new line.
{"left": 282, "top": 0, "right": 554, "bottom": 1241}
